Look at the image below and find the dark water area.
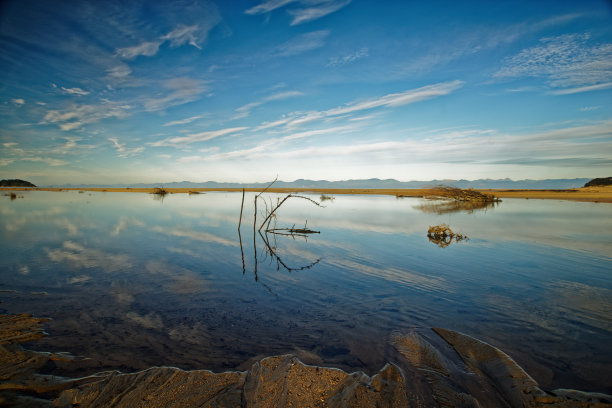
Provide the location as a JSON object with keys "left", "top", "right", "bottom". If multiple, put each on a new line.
{"left": 1, "top": 190, "right": 611, "bottom": 393}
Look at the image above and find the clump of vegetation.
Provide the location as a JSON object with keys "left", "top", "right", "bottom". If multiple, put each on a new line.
{"left": 188, "top": 191, "right": 202, "bottom": 195}
{"left": 152, "top": 187, "right": 169, "bottom": 196}
{"left": 432, "top": 186, "right": 500, "bottom": 202}
{"left": 3, "top": 192, "right": 24, "bottom": 200}
{"left": 320, "top": 194, "right": 335, "bottom": 201}
{"left": 427, "top": 224, "right": 467, "bottom": 248}
{"left": 398, "top": 186, "right": 500, "bottom": 202}
{"left": 584, "top": 177, "right": 612, "bottom": 187}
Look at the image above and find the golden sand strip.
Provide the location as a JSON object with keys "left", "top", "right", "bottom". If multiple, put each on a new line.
{"left": 3, "top": 186, "right": 612, "bottom": 202}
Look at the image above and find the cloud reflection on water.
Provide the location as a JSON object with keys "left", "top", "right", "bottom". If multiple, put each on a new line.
{"left": 46, "top": 241, "right": 131, "bottom": 272}
{"left": 1, "top": 191, "right": 611, "bottom": 392}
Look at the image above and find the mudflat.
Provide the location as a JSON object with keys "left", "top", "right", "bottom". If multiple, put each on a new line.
{"left": 4, "top": 186, "right": 612, "bottom": 202}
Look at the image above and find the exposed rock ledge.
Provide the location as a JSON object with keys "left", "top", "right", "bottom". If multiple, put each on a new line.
{"left": 1, "top": 314, "right": 610, "bottom": 407}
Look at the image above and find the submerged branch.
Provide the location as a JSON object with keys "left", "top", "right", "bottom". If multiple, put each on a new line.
{"left": 258, "top": 230, "right": 320, "bottom": 272}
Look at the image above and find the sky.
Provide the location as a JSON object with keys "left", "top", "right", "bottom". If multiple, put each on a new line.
{"left": 1, "top": 0, "right": 611, "bottom": 185}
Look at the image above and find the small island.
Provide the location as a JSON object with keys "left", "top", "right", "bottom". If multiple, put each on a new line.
{"left": 584, "top": 177, "right": 612, "bottom": 187}
{"left": 0, "top": 179, "right": 36, "bottom": 187}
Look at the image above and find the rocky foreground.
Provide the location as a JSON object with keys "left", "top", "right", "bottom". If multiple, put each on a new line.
{"left": 1, "top": 314, "right": 610, "bottom": 407}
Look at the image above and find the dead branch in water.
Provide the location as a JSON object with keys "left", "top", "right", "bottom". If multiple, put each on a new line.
{"left": 238, "top": 188, "right": 245, "bottom": 231}
{"left": 427, "top": 224, "right": 467, "bottom": 248}
{"left": 236, "top": 177, "right": 323, "bottom": 276}
{"left": 266, "top": 219, "right": 320, "bottom": 238}
{"left": 266, "top": 227, "right": 320, "bottom": 237}
{"left": 258, "top": 230, "right": 321, "bottom": 272}
{"left": 258, "top": 194, "right": 322, "bottom": 232}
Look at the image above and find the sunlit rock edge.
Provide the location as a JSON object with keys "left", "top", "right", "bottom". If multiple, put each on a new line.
{"left": 1, "top": 314, "right": 610, "bottom": 407}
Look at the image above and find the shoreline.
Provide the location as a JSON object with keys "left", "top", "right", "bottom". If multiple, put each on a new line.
{"left": 3, "top": 186, "right": 612, "bottom": 203}
{"left": 2, "top": 313, "right": 611, "bottom": 407}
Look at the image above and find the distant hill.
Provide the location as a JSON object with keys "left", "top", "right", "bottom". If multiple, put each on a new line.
{"left": 584, "top": 177, "right": 612, "bottom": 187}
{"left": 51, "top": 178, "right": 591, "bottom": 190}
{"left": 0, "top": 179, "right": 36, "bottom": 187}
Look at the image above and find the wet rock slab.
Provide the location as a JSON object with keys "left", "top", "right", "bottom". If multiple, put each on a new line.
{"left": 1, "top": 313, "right": 611, "bottom": 407}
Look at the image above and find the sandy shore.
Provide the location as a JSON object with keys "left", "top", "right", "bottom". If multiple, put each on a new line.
{"left": 3, "top": 185, "right": 612, "bottom": 202}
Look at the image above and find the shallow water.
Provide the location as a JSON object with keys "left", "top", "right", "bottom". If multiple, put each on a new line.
{"left": 1, "top": 190, "right": 611, "bottom": 392}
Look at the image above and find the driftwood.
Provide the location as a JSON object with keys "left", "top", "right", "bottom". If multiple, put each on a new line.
{"left": 258, "top": 194, "right": 322, "bottom": 233}
{"left": 237, "top": 178, "right": 323, "bottom": 277}
{"left": 398, "top": 186, "right": 501, "bottom": 203}
{"left": 430, "top": 186, "right": 500, "bottom": 202}
{"left": 266, "top": 226, "right": 320, "bottom": 237}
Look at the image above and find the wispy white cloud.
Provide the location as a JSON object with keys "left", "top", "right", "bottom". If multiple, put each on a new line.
{"left": 106, "top": 65, "right": 132, "bottom": 81}
{"left": 579, "top": 106, "right": 599, "bottom": 112}
{"left": 1, "top": 140, "right": 75, "bottom": 167}
{"left": 403, "top": 14, "right": 583, "bottom": 75}
{"left": 61, "top": 86, "right": 90, "bottom": 96}
{"left": 0, "top": 158, "right": 17, "bottom": 166}
{"left": 22, "top": 157, "right": 69, "bottom": 166}
{"left": 257, "top": 80, "right": 464, "bottom": 131}
{"left": 275, "top": 30, "right": 330, "bottom": 57}
{"left": 116, "top": 6, "right": 221, "bottom": 60}
{"left": 108, "top": 137, "right": 145, "bottom": 157}
{"left": 327, "top": 47, "right": 369, "bottom": 67}
{"left": 11, "top": 98, "right": 25, "bottom": 106}
{"left": 204, "top": 120, "right": 612, "bottom": 173}
{"left": 177, "top": 155, "right": 205, "bottom": 163}
{"left": 143, "top": 77, "right": 206, "bottom": 111}
{"left": 49, "top": 137, "right": 80, "bottom": 155}
{"left": 288, "top": 0, "right": 351, "bottom": 25}
{"left": 494, "top": 33, "right": 612, "bottom": 92}
{"left": 150, "top": 126, "right": 248, "bottom": 147}
{"left": 327, "top": 80, "right": 464, "bottom": 116}
{"left": 163, "top": 113, "right": 209, "bottom": 127}
{"left": 245, "top": 0, "right": 297, "bottom": 15}
{"left": 43, "top": 100, "right": 131, "bottom": 131}
{"left": 549, "top": 82, "right": 612, "bottom": 95}
{"left": 116, "top": 41, "right": 162, "bottom": 59}
{"left": 161, "top": 24, "right": 203, "bottom": 49}
{"left": 2, "top": 142, "right": 24, "bottom": 155}
{"left": 245, "top": 0, "right": 351, "bottom": 25}
{"left": 234, "top": 90, "right": 303, "bottom": 118}
{"left": 208, "top": 124, "right": 361, "bottom": 160}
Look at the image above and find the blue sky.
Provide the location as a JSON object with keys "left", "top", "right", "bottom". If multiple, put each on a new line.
{"left": 1, "top": 0, "right": 611, "bottom": 185}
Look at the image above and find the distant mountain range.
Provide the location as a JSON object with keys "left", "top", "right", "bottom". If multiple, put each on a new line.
{"left": 48, "top": 178, "right": 595, "bottom": 189}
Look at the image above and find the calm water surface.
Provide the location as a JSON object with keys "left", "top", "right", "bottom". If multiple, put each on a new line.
{"left": 1, "top": 190, "right": 611, "bottom": 393}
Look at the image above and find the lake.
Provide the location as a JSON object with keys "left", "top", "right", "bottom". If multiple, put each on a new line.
{"left": 1, "top": 190, "right": 611, "bottom": 393}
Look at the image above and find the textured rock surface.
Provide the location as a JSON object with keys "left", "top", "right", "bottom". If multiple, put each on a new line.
{"left": 2, "top": 313, "right": 611, "bottom": 407}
